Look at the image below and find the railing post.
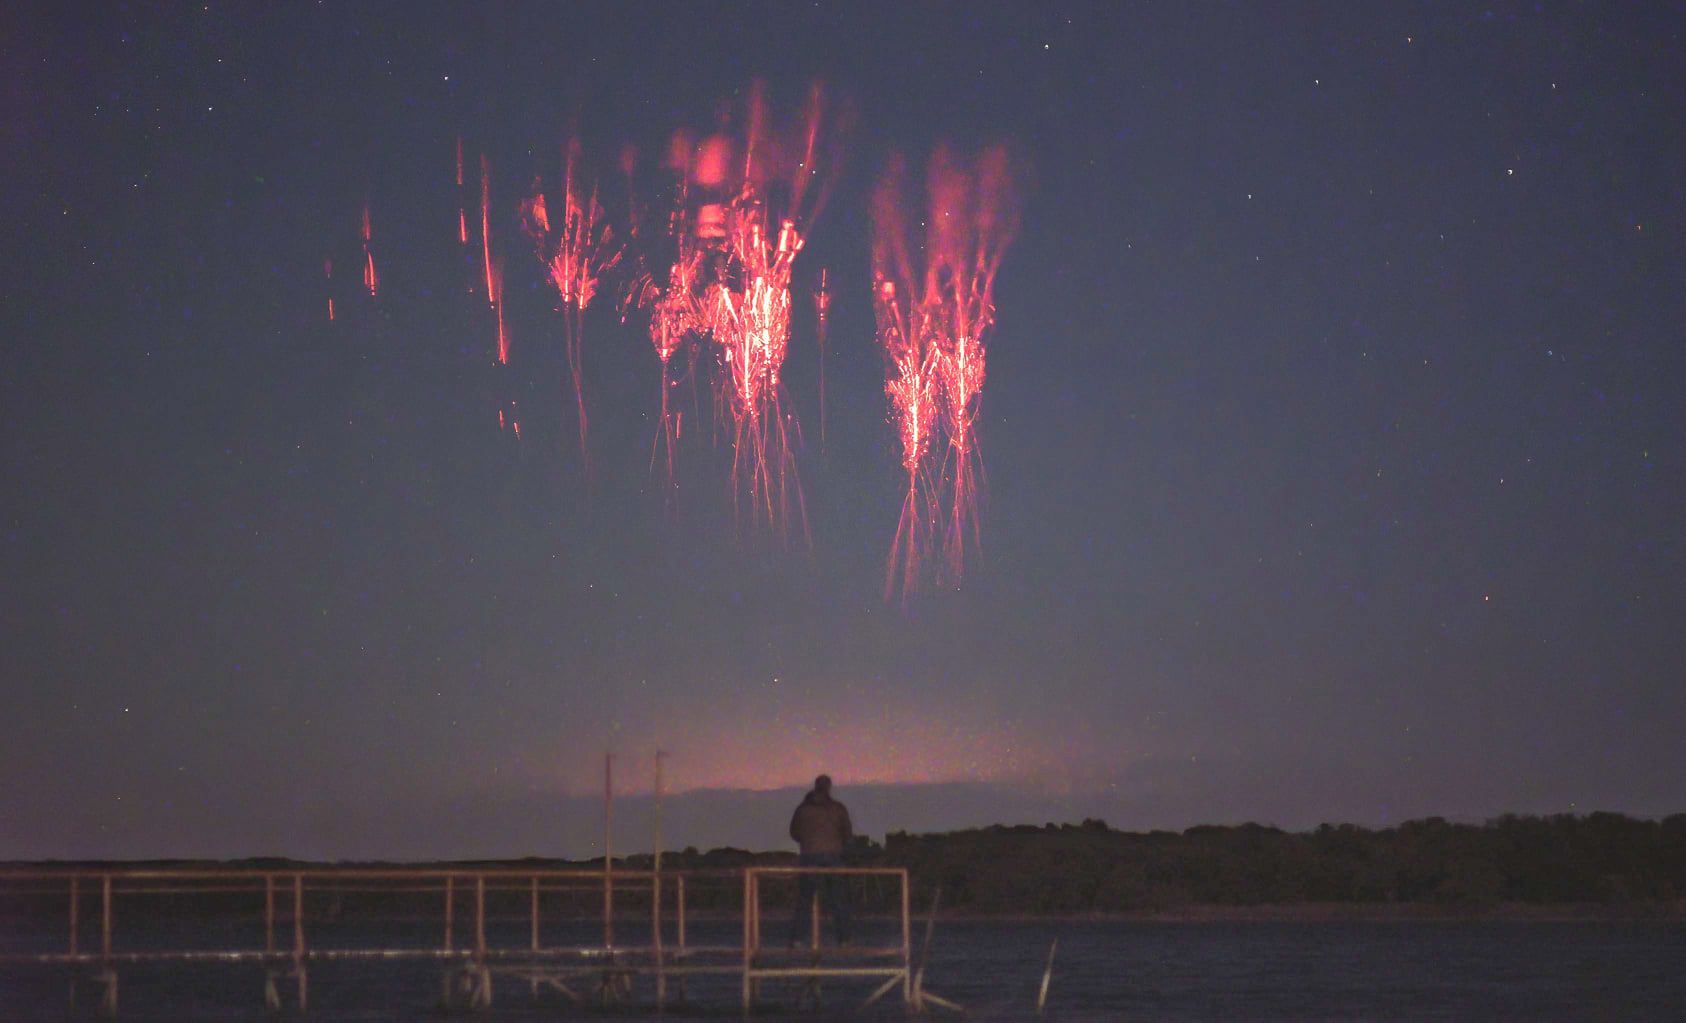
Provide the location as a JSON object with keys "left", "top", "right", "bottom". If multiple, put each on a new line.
{"left": 900, "top": 869, "right": 912, "bottom": 1003}
{"left": 68, "top": 876, "right": 79, "bottom": 957}
{"left": 99, "top": 873, "right": 117, "bottom": 1015}
{"left": 677, "top": 875, "right": 687, "bottom": 953}
{"left": 810, "top": 885, "right": 820, "bottom": 950}
{"left": 741, "top": 870, "right": 754, "bottom": 1011}
{"left": 654, "top": 872, "right": 666, "bottom": 1007}
{"left": 264, "top": 875, "right": 275, "bottom": 954}
{"left": 444, "top": 875, "right": 454, "bottom": 951}
{"left": 751, "top": 872, "right": 762, "bottom": 951}
{"left": 475, "top": 875, "right": 486, "bottom": 958}
{"left": 529, "top": 875, "right": 540, "bottom": 1001}
{"left": 677, "top": 873, "right": 689, "bottom": 1002}
{"left": 529, "top": 876, "right": 539, "bottom": 951}
{"left": 101, "top": 874, "right": 112, "bottom": 961}
{"left": 292, "top": 873, "right": 308, "bottom": 1011}
{"left": 475, "top": 873, "right": 491, "bottom": 1009}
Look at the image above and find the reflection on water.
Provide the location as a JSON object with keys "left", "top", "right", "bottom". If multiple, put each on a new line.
{"left": 2, "top": 918, "right": 1682, "bottom": 1020}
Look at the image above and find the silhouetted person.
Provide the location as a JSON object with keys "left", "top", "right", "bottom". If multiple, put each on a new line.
{"left": 788, "top": 774, "right": 853, "bottom": 946}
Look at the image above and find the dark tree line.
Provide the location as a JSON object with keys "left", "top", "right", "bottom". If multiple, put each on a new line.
{"left": 10, "top": 813, "right": 1684, "bottom": 920}
{"left": 858, "top": 813, "right": 1686, "bottom": 913}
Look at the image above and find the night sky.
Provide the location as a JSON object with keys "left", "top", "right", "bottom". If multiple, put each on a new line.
{"left": 5, "top": 2, "right": 1683, "bottom": 860}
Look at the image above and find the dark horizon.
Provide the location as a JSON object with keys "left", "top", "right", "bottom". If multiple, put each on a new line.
{"left": 6, "top": 775, "right": 1681, "bottom": 865}
{"left": 4, "top": 2, "right": 1683, "bottom": 861}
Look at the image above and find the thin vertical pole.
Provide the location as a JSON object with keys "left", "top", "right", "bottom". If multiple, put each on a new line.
{"left": 264, "top": 875, "right": 275, "bottom": 954}
{"left": 68, "top": 876, "right": 78, "bottom": 957}
{"left": 291, "top": 874, "right": 304, "bottom": 960}
{"left": 529, "top": 874, "right": 541, "bottom": 1001}
{"left": 653, "top": 751, "right": 666, "bottom": 876}
{"left": 603, "top": 752, "right": 614, "bottom": 949}
{"left": 67, "top": 875, "right": 80, "bottom": 1012}
{"left": 475, "top": 875, "right": 486, "bottom": 959}
{"left": 444, "top": 876, "right": 455, "bottom": 951}
{"left": 293, "top": 873, "right": 307, "bottom": 1011}
{"left": 101, "top": 874, "right": 111, "bottom": 960}
{"left": 810, "top": 887, "right": 820, "bottom": 949}
{"left": 653, "top": 751, "right": 666, "bottom": 1006}
{"left": 653, "top": 871, "right": 666, "bottom": 1007}
{"left": 899, "top": 869, "right": 912, "bottom": 1003}
{"left": 751, "top": 873, "right": 761, "bottom": 950}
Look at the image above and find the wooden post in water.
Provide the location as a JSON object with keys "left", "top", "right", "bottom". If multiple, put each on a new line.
{"left": 1036, "top": 938, "right": 1058, "bottom": 1015}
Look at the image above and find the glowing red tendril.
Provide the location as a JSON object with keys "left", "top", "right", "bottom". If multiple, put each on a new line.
{"left": 524, "top": 138, "right": 624, "bottom": 475}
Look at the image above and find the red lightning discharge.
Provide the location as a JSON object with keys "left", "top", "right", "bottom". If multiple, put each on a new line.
{"left": 491, "top": 257, "right": 519, "bottom": 436}
{"left": 360, "top": 202, "right": 378, "bottom": 297}
{"left": 491, "top": 259, "right": 510, "bottom": 366}
{"left": 872, "top": 146, "right": 1018, "bottom": 595}
{"left": 621, "top": 135, "right": 705, "bottom": 504}
{"left": 455, "top": 136, "right": 468, "bottom": 245}
{"left": 871, "top": 160, "right": 939, "bottom": 600}
{"left": 701, "top": 84, "right": 830, "bottom": 538}
{"left": 927, "top": 146, "right": 1017, "bottom": 584}
{"left": 523, "top": 139, "right": 624, "bottom": 476}
{"left": 618, "top": 84, "right": 834, "bottom": 536}
{"left": 314, "top": 86, "right": 1035, "bottom": 577}
{"left": 480, "top": 154, "right": 495, "bottom": 305}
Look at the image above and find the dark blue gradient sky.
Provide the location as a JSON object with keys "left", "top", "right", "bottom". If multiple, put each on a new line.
{"left": 4, "top": 2, "right": 1683, "bottom": 859}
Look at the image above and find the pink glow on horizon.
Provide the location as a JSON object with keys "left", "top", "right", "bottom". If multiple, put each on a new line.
{"left": 507, "top": 704, "right": 1083, "bottom": 800}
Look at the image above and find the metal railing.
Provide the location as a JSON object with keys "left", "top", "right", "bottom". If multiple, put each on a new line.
{"left": 0, "top": 864, "right": 918, "bottom": 1014}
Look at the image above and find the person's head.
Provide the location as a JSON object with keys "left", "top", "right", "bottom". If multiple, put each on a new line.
{"left": 814, "top": 774, "right": 832, "bottom": 796}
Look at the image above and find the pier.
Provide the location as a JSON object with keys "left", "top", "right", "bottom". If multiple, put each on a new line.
{"left": 0, "top": 864, "right": 949, "bottom": 1016}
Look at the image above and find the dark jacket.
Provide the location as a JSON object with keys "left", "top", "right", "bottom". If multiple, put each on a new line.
{"left": 789, "top": 790, "right": 853, "bottom": 856}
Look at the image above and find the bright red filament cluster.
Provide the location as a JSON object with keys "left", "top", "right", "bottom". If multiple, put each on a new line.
{"left": 319, "top": 86, "right": 1016, "bottom": 600}
{"left": 871, "top": 147, "right": 1017, "bottom": 596}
